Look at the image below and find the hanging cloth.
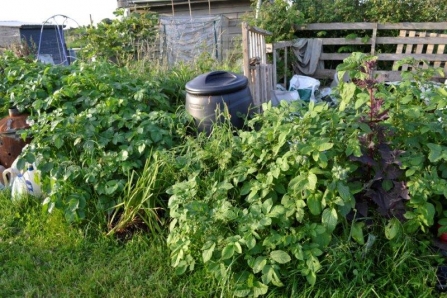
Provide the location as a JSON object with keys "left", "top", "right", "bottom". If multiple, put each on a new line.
{"left": 292, "top": 38, "right": 324, "bottom": 76}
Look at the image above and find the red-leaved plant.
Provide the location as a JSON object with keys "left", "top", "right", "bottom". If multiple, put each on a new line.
{"left": 343, "top": 58, "right": 410, "bottom": 220}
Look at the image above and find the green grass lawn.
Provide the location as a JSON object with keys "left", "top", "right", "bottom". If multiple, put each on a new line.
{"left": 0, "top": 193, "right": 224, "bottom": 297}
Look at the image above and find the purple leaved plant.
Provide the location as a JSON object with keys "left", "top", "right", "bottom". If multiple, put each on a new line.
{"left": 351, "top": 59, "right": 410, "bottom": 220}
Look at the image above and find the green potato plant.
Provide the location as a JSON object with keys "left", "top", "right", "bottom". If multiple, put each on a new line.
{"left": 167, "top": 52, "right": 447, "bottom": 296}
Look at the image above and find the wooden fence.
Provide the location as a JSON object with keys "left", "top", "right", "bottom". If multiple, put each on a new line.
{"left": 270, "top": 22, "right": 447, "bottom": 83}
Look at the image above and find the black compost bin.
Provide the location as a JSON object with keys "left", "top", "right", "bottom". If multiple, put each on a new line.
{"left": 185, "top": 70, "right": 253, "bottom": 134}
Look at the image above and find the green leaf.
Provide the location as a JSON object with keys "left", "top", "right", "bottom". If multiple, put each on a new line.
{"left": 137, "top": 144, "right": 146, "bottom": 154}
{"left": 307, "top": 194, "right": 322, "bottom": 215}
{"left": 427, "top": 143, "right": 446, "bottom": 162}
{"left": 175, "top": 261, "right": 188, "bottom": 275}
{"left": 245, "top": 234, "right": 256, "bottom": 250}
{"left": 385, "top": 218, "right": 401, "bottom": 240}
{"left": 277, "top": 157, "right": 289, "bottom": 172}
{"left": 221, "top": 243, "right": 235, "bottom": 260}
{"left": 354, "top": 93, "right": 369, "bottom": 109}
{"left": 337, "top": 182, "right": 352, "bottom": 203}
{"left": 104, "top": 179, "right": 122, "bottom": 195}
{"left": 260, "top": 217, "right": 272, "bottom": 226}
{"left": 262, "top": 265, "right": 284, "bottom": 287}
{"left": 233, "top": 288, "right": 251, "bottom": 297}
{"left": 253, "top": 281, "right": 268, "bottom": 297}
{"left": 270, "top": 250, "right": 291, "bottom": 264}
{"left": 312, "top": 150, "right": 320, "bottom": 163}
{"left": 268, "top": 205, "right": 285, "bottom": 218}
{"left": 406, "top": 168, "right": 416, "bottom": 177}
{"left": 234, "top": 242, "right": 243, "bottom": 254}
{"left": 119, "top": 149, "right": 129, "bottom": 161}
{"left": 420, "top": 202, "right": 435, "bottom": 226}
{"left": 308, "top": 173, "right": 317, "bottom": 190}
{"left": 318, "top": 152, "right": 328, "bottom": 168}
{"left": 240, "top": 181, "right": 253, "bottom": 196}
{"left": 288, "top": 175, "right": 306, "bottom": 192}
{"left": 202, "top": 242, "right": 216, "bottom": 263}
{"left": 262, "top": 198, "right": 273, "bottom": 214}
{"left": 306, "top": 271, "right": 316, "bottom": 285}
{"left": 339, "top": 83, "right": 356, "bottom": 111}
{"left": 253, "top": 256, "right": 267, "bottom": 274}
{"left": 54, "top": 135, "right": 64, "bottom": 149}
{"left": 317, "top": 142, "right": 334, "bottom": 152}
{"left": 351, "top": 221, "right": 365, "bottom": 244}
{"left": 358, "top": 122, "right": 372, "bottom": 133}
{"left": 401, "top": 94, "right": 413, "bottom": 104}
{"left": 322, "top": 208, "right": 338, "bottom": 232}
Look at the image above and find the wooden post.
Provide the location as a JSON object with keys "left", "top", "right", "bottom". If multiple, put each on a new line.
{"left": 272, "top": 44, "right": 277, "bottom": 88}
{"left": 403, "top": 31, "right": 416, "bottom": 71}
{"left": 437, "top": 34, "right": 447, "bottom": 71}
{"left": 242, "top": 22, "right": 251, "bottom": 87}
{"left": 425, "top": 32, "right": 437, "bottom": 69}
{"left": 371, "top": 23, "right": 378, "bottom": 56}
{"left": 284, "top": 47, "right": 288, "bottom": 88}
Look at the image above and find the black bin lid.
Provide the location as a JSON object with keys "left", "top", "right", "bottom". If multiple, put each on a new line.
{"left": 185, "top": 70, "right": 248, "bottom": 96}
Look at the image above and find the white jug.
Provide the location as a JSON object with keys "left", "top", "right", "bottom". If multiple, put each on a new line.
{"left": 23, "top": 164, "right": 42, "bottom": 197}
{"left": 11, "top": 173, "right": 28, "bottom": 201}
{"left": 3, "top": 167, "right": 20, "bottom": 188}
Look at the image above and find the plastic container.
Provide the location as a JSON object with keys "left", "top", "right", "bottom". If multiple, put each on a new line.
{"left": 3, "top": 167, "right": 20, "bottom": 188}
{"left": 11, "top": 173, "right": 28, "bottom": 201}
{"left": 185, "top": 70, "right": 253, "bottom": 134}
{"left": 2, "top": 155, "right": 24, "bottom": 188}
{"left": 22, "top": 164, "right": 42, "bottom": 197}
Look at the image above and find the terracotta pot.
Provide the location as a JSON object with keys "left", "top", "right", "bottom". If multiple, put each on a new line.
{"left": 0, "top": 108, "right": 31, "bottom": 168}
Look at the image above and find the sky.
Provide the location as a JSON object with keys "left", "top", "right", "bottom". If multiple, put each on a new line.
{"left": 0, "top": 0, "right": 118, "bottom": 27}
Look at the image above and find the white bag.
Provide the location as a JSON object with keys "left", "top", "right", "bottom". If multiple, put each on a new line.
{"left": 289, "top": 75, "right": 320, "bottom": 102}
{"left": 270, "top": 90, "right": 300, "bottom": 106}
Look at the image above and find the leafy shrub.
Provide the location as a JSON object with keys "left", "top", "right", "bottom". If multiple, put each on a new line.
{"left": 0, "top": 53, "right": 192, "bottom": 223}
{"left": 243, "top": 0, "right": 304, "bottom": 43}
{"left": 294, "top": 0, "right": 447, "bottom": 23}
{"left": 77, "top": 9, "right": 159, "bottom": 66}
{"left": 166, "top": 53, "right": 447, "bottom": 296}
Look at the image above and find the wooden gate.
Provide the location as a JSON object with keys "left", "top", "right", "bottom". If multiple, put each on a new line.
{"left": 241, "top": 22, "right": 274, "bottom": 109}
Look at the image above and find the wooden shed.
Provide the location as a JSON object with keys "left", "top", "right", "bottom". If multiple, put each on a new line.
{"left": 117, "top": 0, "right": 253, "bottom": 61}
{"left": 119, "top": 0, "right": 252, "bottom": 19}
{"left": 0, "top": 21, "right": 69, "bottom": 65}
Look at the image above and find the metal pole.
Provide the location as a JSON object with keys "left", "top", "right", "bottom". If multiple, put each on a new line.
{"left": 256, "top": 0, "right": 262, "bottom": 19}
{"left": 188, "top": 0, "right": 192, "bottom": 18}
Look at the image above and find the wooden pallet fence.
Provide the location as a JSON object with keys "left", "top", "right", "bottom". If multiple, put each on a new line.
{"left": 270, "top": 22, "right": 447, "bottom": 83}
